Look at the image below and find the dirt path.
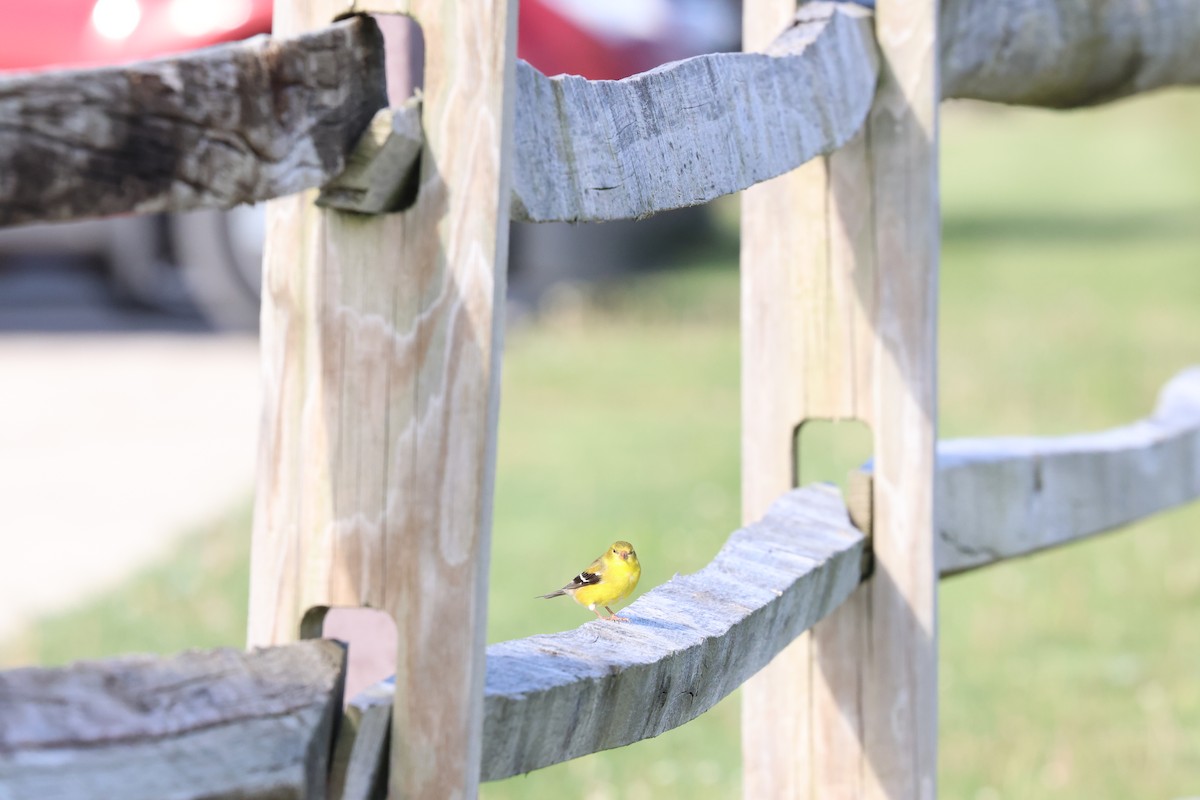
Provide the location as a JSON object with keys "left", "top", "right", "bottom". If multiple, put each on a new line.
{"left": 0, "top": 334, "right": 259, "bottom": 655}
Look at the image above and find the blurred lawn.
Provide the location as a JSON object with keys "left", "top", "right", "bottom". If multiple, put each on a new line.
{"left": 5, "top": 89, "right": 1200, "bottom": 799}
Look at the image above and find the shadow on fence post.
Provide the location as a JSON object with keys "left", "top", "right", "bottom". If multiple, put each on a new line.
{"left": 740, "top": 0, "right": 940, "bottom": 796}
{"left": 247, "top": 0, "right": 518, "bottom": 797}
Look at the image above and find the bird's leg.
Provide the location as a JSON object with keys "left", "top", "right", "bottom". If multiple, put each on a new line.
{"left": 590, "top": 607, "right": 607, "bottom": 621}
{"left": 604, "top": 606, "right": 629, "bottom": 622}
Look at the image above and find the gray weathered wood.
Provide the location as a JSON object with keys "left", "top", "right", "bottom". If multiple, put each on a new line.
{"left": 942, "top": 0, "right": 1200, "bottom": 107}
{"left": 329, "top": 677, "right": 394, "bottom": 800}
{"left": 317, "top": 99, "right": 423, "bottom": 214}
{"left": 936, "top": 367, "right": 1200, "bottom": 575}
{"left": 481, "top": 485, "right": 864, "bottom": 780}
{"left": 510, "top": 2, "right": 878, "bottom": 223}
{"left": 0, "top": 640, "right": 346, "bottom": 800}
{"left": 0, "top": 17, "right": 386, "bottom": 227}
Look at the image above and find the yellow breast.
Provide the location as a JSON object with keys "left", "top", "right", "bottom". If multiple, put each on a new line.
{"left": 573, "top": 559, "right": 640, "bottom": 609}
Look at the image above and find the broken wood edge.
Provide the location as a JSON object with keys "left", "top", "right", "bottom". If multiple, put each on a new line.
{"left": 0, "top": 640, "right": 347, "bottom": 800}
{"left": 480, "top": 484, "right": 863, "bottom": 779}
{"left": 935, "top": 366, "right": 1200, "bottom": 575}
{"left": 509, "top": 2, "right": 878, "bottom": 223}
{"left": 846, "top": 468, "right": 874, "bottom": 578}
{"left": 317, "top": 96, "right": 423, "bottom": 214}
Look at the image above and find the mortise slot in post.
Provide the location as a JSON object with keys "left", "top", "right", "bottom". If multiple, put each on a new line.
{"left": 302, "top": 606, "right": 399, "bottom": 706}
{"left": 794, "top": 418, "right": 873, "bottom": 493}
{"left": 331, "top": 11, "right": 425, "bottom": 100}
{"left": 795, "top": 419, "right": 874, "bottom": 575}
{"left": 372, "top": 13, "right": 425, "bottom": 105}
{"left": 319, "top": 13, "right": 426, "bottom": 213}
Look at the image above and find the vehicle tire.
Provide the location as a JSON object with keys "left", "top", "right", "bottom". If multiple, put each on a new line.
{"left": 170, "top": 206, "right": 264, "bottom": 331}
{"left": 102, "top": 215, "right": 171, "bottom": 307}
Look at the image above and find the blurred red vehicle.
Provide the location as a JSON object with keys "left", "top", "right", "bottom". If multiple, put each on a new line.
{"left": 0, "top": 0, "right": 273, "bottom": 72}
{"left": 0, "top": 0, "right": 733, "bottom": 77}
{"left": 0, "top": 0, "right": 737, "bottom": 327}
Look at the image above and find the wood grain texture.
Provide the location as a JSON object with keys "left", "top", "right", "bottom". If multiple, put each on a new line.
{"left": 936, "top": 367, "right": 1200, "bottom": 575}
{"left": 510, "top": 2, "right": 877, "bottom": 224}
{"left": 0, "top": 18, "right": 386, "bottom": 227}
{"left": 0, "top": 641, "right": 345, "bottom": 800}
{"left": 941, "top": 0, "right": 1200, "bottom": 107}
{"left": 740, "top": 0, "right": 940, "bottom": 795}
{"left": 482, "top": 485, "right": 863, "bottom": 780}
{"left": 248, "top": 0, "right": 516, "bottom": 798}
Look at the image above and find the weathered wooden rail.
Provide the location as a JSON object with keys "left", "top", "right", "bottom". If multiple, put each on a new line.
{"left": 4, "top": 0, "right": 1199, "bottom": 227}
{"left": 936, "top": 367, "right": 1200, "bottom": 575}
{"left": 0, "top": 18, "right": 387, "bottom": 226}
{"left": 2, "top": 0, "right": 1198, "bottom": 797}
{"left": 0, "top": 641, "right": 345, "bottom": 799}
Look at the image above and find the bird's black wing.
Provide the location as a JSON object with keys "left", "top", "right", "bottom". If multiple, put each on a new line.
{"left": 563, "top": 569, "right": 602, "bottom": 590}
{"left": 538, "top": 568, "right": 601, "bottom": 599}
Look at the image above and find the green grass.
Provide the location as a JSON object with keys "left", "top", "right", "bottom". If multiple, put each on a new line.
{"left": 5, "top": 89, "right": 1200, "bottom": 799}
{"left": 936, "top": 90, "right": 1200, "bottom": 799}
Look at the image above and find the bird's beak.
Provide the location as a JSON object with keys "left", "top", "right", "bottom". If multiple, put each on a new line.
{"left": 620, "top": 551, "right": 629, "bottom": 561}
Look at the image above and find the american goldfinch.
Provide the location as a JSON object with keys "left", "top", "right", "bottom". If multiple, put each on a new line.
{"left": 538, "top": 540, "right": 641, "bottom": 622}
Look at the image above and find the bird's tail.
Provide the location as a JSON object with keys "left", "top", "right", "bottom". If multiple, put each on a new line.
{"left": 536, "top": 590, "right": 565, "bottom": 599}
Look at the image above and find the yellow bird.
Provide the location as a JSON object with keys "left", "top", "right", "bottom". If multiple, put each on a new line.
{"left": 538, "top": 540, "right": 641, "bottom": 621}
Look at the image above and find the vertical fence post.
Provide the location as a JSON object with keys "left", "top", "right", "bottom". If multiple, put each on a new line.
{"left": 741, "top": 0, "right": 939, "bottom": 796}
{"left": 247, "top": 0, "right": 517, "bottom": 797}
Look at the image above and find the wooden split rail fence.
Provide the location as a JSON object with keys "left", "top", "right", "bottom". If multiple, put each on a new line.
{"left": 1, "top": 0, "right": 1198, "bottom": 797}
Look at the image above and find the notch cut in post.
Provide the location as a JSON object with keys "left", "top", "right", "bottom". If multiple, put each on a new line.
{"left": 794, "top": 418, "right": 873, "bottom": 494}
{"left": 302, "top": 606, "right": 399, "bottom": 706}
{"left": 318, "top": 13, "right": 426, "bottom": 214}
{"left": 795, "top": 418, "right": 875, "bottom": 575}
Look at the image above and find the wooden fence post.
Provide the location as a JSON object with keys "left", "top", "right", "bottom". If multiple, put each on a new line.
{"left": 247, "top": 0, "right": 516, "bottom": 797}
{"left": 741, "top": 0, "right": 939, "bottom": 797}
